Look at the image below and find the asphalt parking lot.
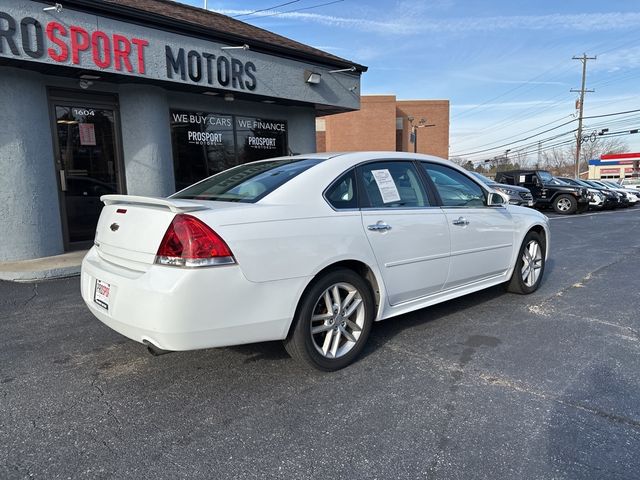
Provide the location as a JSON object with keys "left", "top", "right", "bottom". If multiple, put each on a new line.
{"left": 2, "top": 207, "right": 640, "bottom": 479}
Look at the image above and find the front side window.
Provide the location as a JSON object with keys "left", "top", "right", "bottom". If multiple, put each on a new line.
{"left": 358, "top": 161, "right": 429, "bottom": 208}
{"left": 422, "top": 163, "right": 486, "bottom": 207}
{"left": 172, "top": 158, "right": 321, "bottom": 203}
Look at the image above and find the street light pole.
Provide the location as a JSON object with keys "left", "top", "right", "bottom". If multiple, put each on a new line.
{"left": 407, "top": 117, "right": 434, "bottom": 154}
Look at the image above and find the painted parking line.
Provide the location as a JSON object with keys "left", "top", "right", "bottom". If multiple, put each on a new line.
{"left": 546, "top": 208, "right": 640, "bottom": 220}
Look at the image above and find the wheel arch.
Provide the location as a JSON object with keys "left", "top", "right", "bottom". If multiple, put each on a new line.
{"left": 286, "top": 259, "right": 383, "bottom": 340}
{"left": 528, "top": 224, "right": 548, "bottom": 253}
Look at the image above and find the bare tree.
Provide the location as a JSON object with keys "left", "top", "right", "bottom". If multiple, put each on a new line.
{"left": 449, "top": 156, "right": 467, "bottom": 166}
{"left": 576, "top": 137, "right": 628, "bottom": 172}
{"left": 541, "top": 137, "right": 629, "bottom": 176}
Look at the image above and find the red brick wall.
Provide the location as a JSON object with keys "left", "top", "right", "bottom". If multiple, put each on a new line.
{"left": 318, "top": 95, "right": 397, "bottom": 151}
{"left": 396, "top": 100, "right": 449, "bottom": 158}
{"left": 316, "top": 96, "right": 450, "bottom": 159}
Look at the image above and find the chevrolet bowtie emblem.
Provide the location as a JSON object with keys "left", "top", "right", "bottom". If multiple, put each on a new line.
{"left": 110, "top": 223, "right": 120, "bottom": 232}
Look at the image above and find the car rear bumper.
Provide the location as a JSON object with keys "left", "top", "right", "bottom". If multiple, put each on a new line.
{"left": 80, "top": 247, "right": 308, "bottom": 351}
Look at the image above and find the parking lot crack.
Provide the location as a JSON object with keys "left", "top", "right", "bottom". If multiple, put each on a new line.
{"left": 561, "top": 312, "right": 640, "bottom": 341}
{"left": 479, "top": 373, "right": 640, "bottom": 431}
{"left": 91, "top": 376, "right": 122, "bottom": 429}
{"left": 22, "top": 283, "right": 38, "bottom": 308}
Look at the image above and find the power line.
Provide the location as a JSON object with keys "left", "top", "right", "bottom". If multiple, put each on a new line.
{"left": 452, "top": 34, "right": 640, "bottom": 139}
{"left": 452, "top": 107, "right": 640, "bottom": 160}
{"left": 451, "top": 58, "right": 569, "bottom": 121}
{"left": 247, "top": 0, "right": 344, "bottom": 20}
{"left": 233, "top": 1, "right": 300, "bottom": 18}
{"left": 450, "top": 114, "right": 572, "bottom": 154}
{"left": 452, "top": 121, "right": 577, "bottom": 157}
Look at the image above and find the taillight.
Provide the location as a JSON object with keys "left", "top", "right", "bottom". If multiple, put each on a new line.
{"left": 155, "top": 214, "right": 235, "bottom": 267}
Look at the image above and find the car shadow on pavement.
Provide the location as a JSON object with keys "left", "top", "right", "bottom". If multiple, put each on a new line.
{"left": 359, "top": 284, "right": 511, "bottom": 361}
{"left": 228, "top": 341, "right": 291, "bottom": 364}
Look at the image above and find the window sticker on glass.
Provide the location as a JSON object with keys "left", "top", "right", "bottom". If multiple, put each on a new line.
{"left": 371, "top": 169, "right": 401, "bottom": 203}
{"left": 519, "top": 175, "right": 526, "bottom": 183}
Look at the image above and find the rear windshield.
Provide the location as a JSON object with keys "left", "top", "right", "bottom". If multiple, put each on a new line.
{"left": 171, "top": 158, "right": 321, "bottom": 202}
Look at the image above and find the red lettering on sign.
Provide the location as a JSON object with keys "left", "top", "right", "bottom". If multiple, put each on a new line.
{"left": 131, "top": 38, "right": 149, "bottom": 74}
{"left": 113, "top": 34, "right": 132, "bottom": 72}
{"left": 69, "top": 26, "right": 89, "bottom": 64}
{"left": 91, "top": 31, "right": 111, "bottom": 68}
{"left": 46, "top": 22, "right": 68, "bottom": 62}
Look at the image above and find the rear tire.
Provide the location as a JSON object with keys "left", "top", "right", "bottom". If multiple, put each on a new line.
{"left": 284, "top": 268, "right": 374, "bottom": 371}
{"left": 507, "top": 231, "right": 546, "bottom": 294}
{"left": 553, "top": 194, "right": 577, "bottom": 214}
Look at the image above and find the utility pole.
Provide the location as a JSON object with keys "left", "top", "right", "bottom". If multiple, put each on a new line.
{"left": 537, "top": 141, "right": 542, "bottom": 168}
{"left": 571, "top": 54, "right": 596, "bottom": 178}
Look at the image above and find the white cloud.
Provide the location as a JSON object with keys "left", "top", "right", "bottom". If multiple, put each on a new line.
{"left": 593, "top": 46, "right": 640, "bottom": 72}
{"left": 214, "top": 9, "right": 640, "bottom": 35}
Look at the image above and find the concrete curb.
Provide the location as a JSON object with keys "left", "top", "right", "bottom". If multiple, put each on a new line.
{"left": 0, "top": 251, "right": 86, "bottom": 283}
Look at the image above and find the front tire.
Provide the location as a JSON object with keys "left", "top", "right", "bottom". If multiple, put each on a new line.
{"left": 506, "top": 231, "right": 546, "bottom": 294}
{"left": 284, "top": 268, "right": 374, "bottom": 371}
{"left": 553, "top": 194, "right": 577, "bottom": 214}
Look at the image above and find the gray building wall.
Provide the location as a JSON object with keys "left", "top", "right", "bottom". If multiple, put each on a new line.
{"left": 0, "top": 69, "right": 318, "bottom": 262}
{"left": 119, "top": 85, "right": 175, "bottom": 197}
{"left": 0, "top": 68, "right": 64, "bottom": 261}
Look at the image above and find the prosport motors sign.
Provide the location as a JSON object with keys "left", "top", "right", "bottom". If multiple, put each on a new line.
{"left": 0, "top": 0, "right": 357, "bottom": 102}
{"left": 237, "top": 118, "right": 286, "bottom": 150}
{"left": 0, "top": 5, "right": 256, "bottom": 91}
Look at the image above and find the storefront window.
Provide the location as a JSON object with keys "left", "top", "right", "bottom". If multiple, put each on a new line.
{"left": 235, "top": 116, "right": 288, "bottom": 164}
{"left": 170, "top": 110, "right": 288, "bottom": 191}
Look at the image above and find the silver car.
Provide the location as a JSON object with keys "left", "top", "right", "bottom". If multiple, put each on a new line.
{"left": 469, "top": 172, "right": 534, "bottom": 207}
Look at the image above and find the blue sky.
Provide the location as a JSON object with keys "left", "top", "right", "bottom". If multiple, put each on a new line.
{"left": 180, "top": 0, "right": 640, "bottom": 161}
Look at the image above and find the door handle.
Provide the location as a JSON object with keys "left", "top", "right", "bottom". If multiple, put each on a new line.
{"left": 367, "top": 222, "right": 392, "bottom": 231}
{"left": 59, "top": 170, "right": 67, "bottom": 192}
{"left": 452, "top": 217, "right": 469, "bottom": 226}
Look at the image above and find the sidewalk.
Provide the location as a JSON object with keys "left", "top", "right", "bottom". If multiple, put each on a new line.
{"left": 0, "top": 251, "right": 86, "bottom": 282}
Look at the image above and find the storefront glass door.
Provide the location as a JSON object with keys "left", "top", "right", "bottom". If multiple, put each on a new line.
{"left": 51, "top": 98, "right": 124, "bottom": 246}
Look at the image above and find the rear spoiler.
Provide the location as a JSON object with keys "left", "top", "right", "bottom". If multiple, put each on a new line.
{"left": 101, "top": 195, "right": 209, "bottom": 213}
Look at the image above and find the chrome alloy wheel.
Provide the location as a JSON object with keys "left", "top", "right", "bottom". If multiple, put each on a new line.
{"left": 556, "top": 197, "right": 572, "bottom": 212}
{"left": 310, "top": 282, "right": 365, "bottom": 359}
{"left": 521, "top": 240, "right": 543, "bottom": 287}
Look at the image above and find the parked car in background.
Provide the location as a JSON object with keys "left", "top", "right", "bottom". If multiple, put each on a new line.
{"left": 495, "top": 169, "right": 589, "bottom": 214}
{"left": 81, "top": 152, "right": 550, "bottom": 371}
{"left": 586, "top": 180, "right": 638, "bottom": 207}
{"left": 582, "top": 180, "right": 629, "bottom": 207}
{"left": 621, "top": 177, "right": 640, "bottom": 191}
{"left": 598, "top": 180, "right": 640, "bottom": 204}
{"left": 556, "top": 177, "right": 618, "bottom": 210}
{"left": 468, "top": 171, "right": 535, "bottom": 207}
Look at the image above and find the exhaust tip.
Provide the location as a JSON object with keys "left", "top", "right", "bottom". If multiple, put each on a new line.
{"left": 142, "top": 339, "right": 173, "bottom": 356}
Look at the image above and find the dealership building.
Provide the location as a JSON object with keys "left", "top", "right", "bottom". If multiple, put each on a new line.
{"left": 0, "top": 0, "right": 365, "bottom": 262}
{"left": 587, "top": 152, "right": 640, "bottom": 179}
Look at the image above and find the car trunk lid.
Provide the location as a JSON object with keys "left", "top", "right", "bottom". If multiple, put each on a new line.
{"left": 95, "top": 195, "right": 210, "bottom": 268}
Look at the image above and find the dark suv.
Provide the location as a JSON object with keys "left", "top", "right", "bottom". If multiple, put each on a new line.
{"left": 494, "top": 169, "right": 589, "bottom": 214}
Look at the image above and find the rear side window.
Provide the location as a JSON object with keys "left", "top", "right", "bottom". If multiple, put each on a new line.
{"left": 325, "top": 169, "right": 358, "bottom": 209}
{"left": 359, "top": 161, "right": 429, "bottom": 208}
{"left": 172, "top": 158, "right": 321, "bottom": 202}
{"left": 422, "top": 163, "right": 486, "bottom": 207}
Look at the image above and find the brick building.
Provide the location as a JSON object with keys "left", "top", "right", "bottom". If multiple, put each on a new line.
{"left": 316, "top": 95, "right": 450, "bottom": 158}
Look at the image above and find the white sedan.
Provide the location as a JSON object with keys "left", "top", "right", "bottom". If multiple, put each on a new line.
{"left": 81, "top": 152, "right": 550, "bottom": 371}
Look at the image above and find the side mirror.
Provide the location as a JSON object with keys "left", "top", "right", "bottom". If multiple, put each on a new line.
{"left": 487, "top": 192, "right": 506, "bottom": 206}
